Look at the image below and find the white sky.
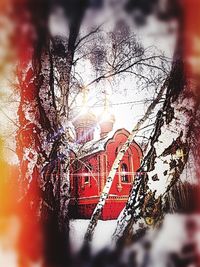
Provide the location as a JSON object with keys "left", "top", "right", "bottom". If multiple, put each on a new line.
{"left": 0, "top": 6, "right": 178, "bottom": 164}
{"left": 73, "top": 14, "right": 177, "bottom": 136}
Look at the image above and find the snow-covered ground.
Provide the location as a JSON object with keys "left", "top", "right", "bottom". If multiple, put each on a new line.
{"left": 1, "top": 215, "right": 200, "bottom": 266}
{"left": 70, "top": 219, "right": 117, "bottom": 253}
{"left": 70, "top": 215, "right": 200, "bottom": 256}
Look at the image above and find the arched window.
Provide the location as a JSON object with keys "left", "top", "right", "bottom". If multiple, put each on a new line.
{"left": 84, "top": 164, "right": 92, "bottom": 184}
{"left": 84, "top": 175, "right": 89, "bottom": 183}
{"left": 121, "top": 163, "right": 129, "bottom": 182}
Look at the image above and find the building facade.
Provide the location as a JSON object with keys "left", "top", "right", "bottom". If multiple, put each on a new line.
{"left": 69, "top": 107, "right": 143, "bottom": 220}
{"left": 70, "top": 128, "right": 143, "bottom": 220}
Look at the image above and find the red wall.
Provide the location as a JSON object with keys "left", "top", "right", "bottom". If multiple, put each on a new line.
{"left": 104, "top": 130, "right": 142, "bottom": 197}
{"left": 72, "top": 154, "right": 100, "bottom": 198}
{"left": 70, "top": 129, "right": 143, "bottom": 219}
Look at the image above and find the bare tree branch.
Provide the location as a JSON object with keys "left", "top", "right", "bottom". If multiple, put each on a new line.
{"left": 84, "top": 79, "right": 167, "bottom": 243}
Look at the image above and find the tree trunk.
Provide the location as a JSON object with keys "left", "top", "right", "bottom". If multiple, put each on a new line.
{"left": 16, "top": 38, "right": 71, "bottom": 264}
{"left": 84, "top": 82, "right": 167, "bottom": 243}
{"left": 15, "top": 1, "right": 88, "bottom": 264}
{"left": 112, "top": 47, "right": 199, "bottom": 245}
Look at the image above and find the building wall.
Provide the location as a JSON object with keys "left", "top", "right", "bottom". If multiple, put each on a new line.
{"left": 70, "top": 129, "right": 143, "bottom": 219}
{"left": 70, "top": 153, "right": 100, "bottom": 199}
{"left": 105, "top": 129, "right": 142, "bottom": 197}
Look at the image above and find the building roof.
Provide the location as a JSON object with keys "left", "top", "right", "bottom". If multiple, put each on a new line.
{"left": 70, "top": 130, "right": 113, "bottom": 159}
{"left": 70, "top": 128, "right": 142, "bottom": 160}
{"left": 73, "top": 112, "right": 97, "bottom": 128}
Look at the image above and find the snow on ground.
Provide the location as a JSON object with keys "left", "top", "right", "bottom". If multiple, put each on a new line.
{"left": 0, "top": 215, "right": 200, "bottom": 266}
{"left": 70, "top": 215, "right": 200, "bottom": 256}
{"left": 69, "top": 219, "right": 117, "bottom": 253}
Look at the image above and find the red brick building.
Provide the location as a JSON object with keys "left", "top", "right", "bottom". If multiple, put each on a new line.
{"left": 70, "top": 110, "right": 143, "bottom": 220}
